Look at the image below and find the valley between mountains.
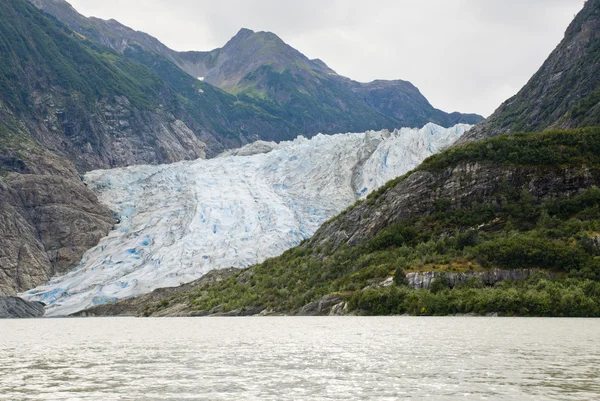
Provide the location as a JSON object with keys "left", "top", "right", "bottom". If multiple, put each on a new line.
{"left": 2, "top": 0, "right": 600, "bottom": 318}
{"left": 23, "top": 124, "right": 469, "bottom": 316}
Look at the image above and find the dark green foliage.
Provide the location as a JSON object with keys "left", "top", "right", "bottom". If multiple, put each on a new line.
{"left": 237, "top": 65, "right": 399, "bottom": 134}
{"left": 474, "top": 234, "right": 590, "bottom": 272}
{"left": 349, "top": 277, "right": 600, "bottom": 317}
{"left": 367, "top": 224, "right": 417, "bottom": 252}
{"left": 393, "top": 266, "right": 408, "bottom": 286}
{"left": 420, "top": 127, "right": 600, "bottom": 171}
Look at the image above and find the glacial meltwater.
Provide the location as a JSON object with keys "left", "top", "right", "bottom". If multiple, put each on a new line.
{"left": 1, "top": 317, "right": 599, "bottom": 400}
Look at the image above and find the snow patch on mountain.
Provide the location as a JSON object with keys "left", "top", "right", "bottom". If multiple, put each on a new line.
{"left": 23, "top": 123, "right": 470, "bottom": 315}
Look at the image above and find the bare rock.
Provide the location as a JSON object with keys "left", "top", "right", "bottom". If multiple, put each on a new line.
{"left": 0, "top": 296, "right": 45, "bottom": 318}
{"left": 72, "top": 267, "right": 241, "bottom": 317}
{"left": 406, "top": 269, "right": 545, "bottom": 290}
{"left": 298, "top": 294, "right": 344, "bottom": 316}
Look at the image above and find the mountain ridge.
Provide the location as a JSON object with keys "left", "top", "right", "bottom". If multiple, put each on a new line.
{"left": 1, "top": 0, "right": 481, "bottom": 298}
{"left": 28, "top": 0, "right": 483, "bottom": 130}
{"left": 119, "top": 0, "right": 600, "bottom": 318}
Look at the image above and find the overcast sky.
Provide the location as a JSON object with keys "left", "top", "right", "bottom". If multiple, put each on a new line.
{"left": 68, "top": 0, "right": 585, "bottom": 117}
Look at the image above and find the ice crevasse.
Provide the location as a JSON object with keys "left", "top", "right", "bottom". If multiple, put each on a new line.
{"left": 23, "top": 123, "right": 470, "bottom": 315}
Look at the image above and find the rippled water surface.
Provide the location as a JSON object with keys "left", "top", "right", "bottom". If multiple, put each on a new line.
{"left": 1, "top": 317, "right": 599, "bottom": 400}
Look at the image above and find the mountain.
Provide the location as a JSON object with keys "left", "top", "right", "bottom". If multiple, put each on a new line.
{"left": 461, "top": 0, "right": 600, "bottom": 143}
{"left": 0, "top": 0, "right": 293, "bottom": 296}
{"left": 29, "top": 0, "right": 483, "bottom": 132}
{"left": 182, "top": 28, "right": 482, "bottom": 129}
{"left": 22, "top": 124, "right": 470, "bottom": 315}
{"left": 0, "top": 0, "right": 482, "bottom": 298}
{"left": 136, "top": 127, "right": 600, "bottom": 318}
{"left": 116, "top": 0, "right": 600, "bottom": 318}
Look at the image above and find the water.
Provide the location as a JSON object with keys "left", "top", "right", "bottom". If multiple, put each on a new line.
{"left": 0, "top": 317, "right": 599, "bottom": 400}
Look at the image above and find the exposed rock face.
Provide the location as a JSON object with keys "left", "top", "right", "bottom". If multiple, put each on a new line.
{"left": 309, "top": 161, "right": 598, "bottom": 251}
{"left": 72, "top": 268, "right": 241, "bottom": 317}
{"left": 298, "top": 294, "right": 345, "bottom": 316}
{"left": 30, "top": 96, "right": 207, "bottom": 171}
{"left": 460, "top": 0, "right": 600, "bottom": 143}
{"left": 0, "top": 297, "right": 45, "bottom": 318}
{"left": 406, "top": 269, "right": 544, "bottom": 290}
{"left": 0, "top": 147, "right": 114, "bottom": 296}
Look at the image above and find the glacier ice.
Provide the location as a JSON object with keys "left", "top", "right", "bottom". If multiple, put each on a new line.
{"left": 22, "top": 123, "right": 470, "bottom": 316}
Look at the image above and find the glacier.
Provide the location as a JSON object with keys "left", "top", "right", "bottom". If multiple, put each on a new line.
{"left": 22, "top": 123, "right": 470, "bottom": 316}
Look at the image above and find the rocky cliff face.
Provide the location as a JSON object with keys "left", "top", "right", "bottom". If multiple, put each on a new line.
{"left": 405, "top": 269, "right": 546, "bottom": 291}
{"left": 0, "top": 297, "right": 45, "bottom": 318}
{"left": 309, "top": 161, "right": 598, "bottom": 251}
{"left": 0, "top": 115, "right": 114, "bottom": 295}
{"left": 460, "top": 0, "right": 600, "bottom": 143}
{"left": 27, "top": 95, "right": 207, "bottom": 171}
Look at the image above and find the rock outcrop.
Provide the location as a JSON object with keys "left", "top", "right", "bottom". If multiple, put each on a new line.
{"left": 309, "top": 162, "right": 598, "bottom": 251}
{"left": 0, "top": 297, "right": 45, "bottom": 318}
{"left": 72, "top": 268, "right": 241, "bottom": 317}
{"left": 406, "top": 269, "right": 546, "bottom": 290}
{"left": 298, "top": 294, "right": 345, "bottom": 316}
{"left": 0, "top": 144, "right": 114, "bottom": 295}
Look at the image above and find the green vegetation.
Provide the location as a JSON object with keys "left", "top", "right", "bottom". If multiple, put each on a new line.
{"left": 480, "top": 0, "right": 600, "bottom": 134}
{"left": 0, "top": 0, "right": 166, "bottom": 112}
{"left": 236, "top": 65, "right": 397, "bottom": 134}
{"left": 369, "top": 127, "right": 600, "bottom": 201}
{"left": 122, "top": 45, "right": 296, "bottom": 142}
{"left": 418, "top": 127, "right": 600, "bottom": 170}
{"left": 350, "top": 277, "right": 600, "bottom": 317}
{"left": 148, "top": 128, "right": 600, "bottom": 317}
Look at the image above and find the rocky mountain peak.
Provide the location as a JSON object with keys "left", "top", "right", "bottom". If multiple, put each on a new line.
{"left": 231, "top": 27, "right": 255, "bottom": 40}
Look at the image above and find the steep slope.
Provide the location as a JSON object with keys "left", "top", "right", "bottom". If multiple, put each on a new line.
{"left": 29, "top": 0, "right": 483, "bottom": 133}
{"left": 141, "top": 128, "right": 600, "bottom": 318}
{"left": 172, "top": 28, "right": 484, "bottom": 131}
{"left": 29, "top": 0, "right": 211, "bottom": 80}
{"left": 129, "top": 2, "right": 600, "bottom": 318}
{"left": 0, "top": 0, "right": 206, "bottom": 170}
{"left": 0, "top": 107, "right": 115, "bottom": 296}
{"left": 22, "top": 124, "right": 470, "bottom": 315}
{"left": 0, "top": 0, "right": 225, "bottom": 295}
{"left": 0, "top": 297, "right": 45, "bottom": 318}
{"left": 462, "top": 0, "right": 600, "bottom": 143}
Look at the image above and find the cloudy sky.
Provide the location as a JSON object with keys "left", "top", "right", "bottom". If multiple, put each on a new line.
{"left": 68, "top": 0, "right": 585, "bottom": 117}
